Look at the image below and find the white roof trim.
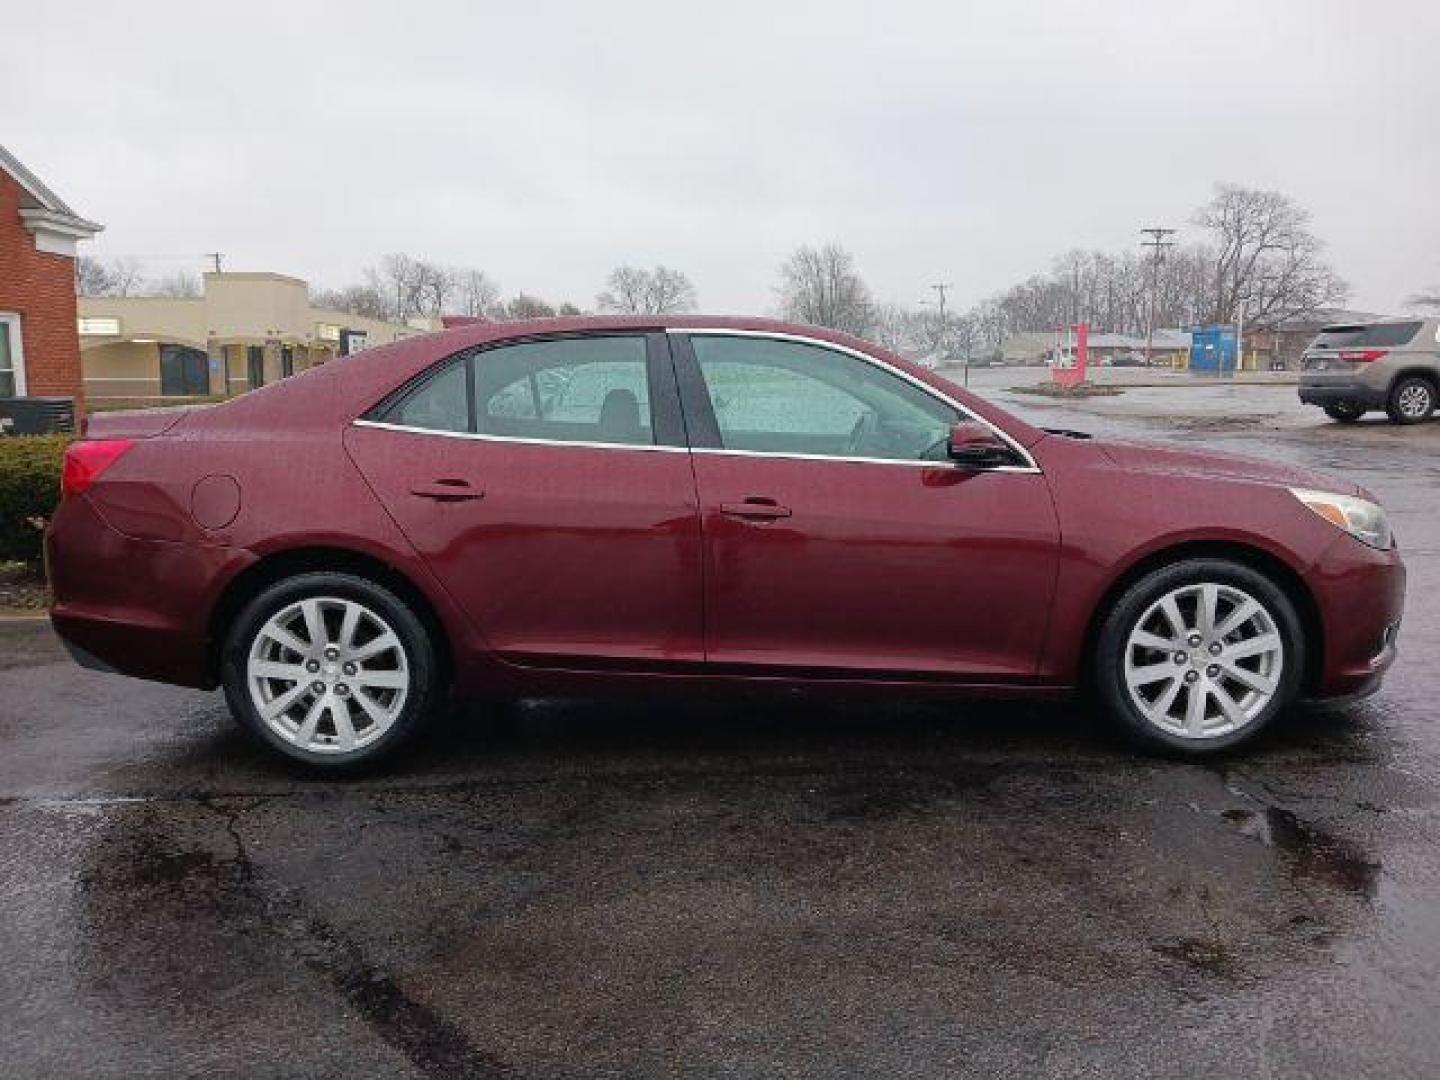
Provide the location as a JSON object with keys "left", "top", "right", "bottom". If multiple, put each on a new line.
{"left": 0, "top": 143, "right": 103, "bottom": 238}
{"left": 19, "top": 207, "right": 103, "bottom": 239}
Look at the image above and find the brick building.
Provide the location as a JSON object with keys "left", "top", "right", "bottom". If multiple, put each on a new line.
{"left": 0, "top": 144, "right": 102, "bottom": 405}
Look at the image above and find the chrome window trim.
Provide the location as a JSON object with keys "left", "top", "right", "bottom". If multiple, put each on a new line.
{"left": 352, "top": 419, "right": 691, "bottom": 454}
{"left": 671, "top": 328, "right": 1041, "bottom": 473}
{"left": 352, "top": 420, "right": 1031, "bottom": 472}
{"left": 688, "top": 446, "right": 1033, "bottom": 471}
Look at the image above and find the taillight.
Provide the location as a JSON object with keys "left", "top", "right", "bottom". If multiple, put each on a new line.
{"left": 60, "top": 439, "right": 135, "bottom": 497}
{"left": 1340, "top": 349, "right": 1387, "bottom": 363}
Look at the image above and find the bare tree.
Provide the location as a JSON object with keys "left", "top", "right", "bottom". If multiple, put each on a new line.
{"left": 312, "top": 282, "right": 393, "bottom": 320}
{"left": 320, "top": 259, "right": 505, "bottom": 322}
{"left": 647, "top": 267, "right": 696, "bottom": 313}
{"left": 776, "top": 243, "right": 874, "bottom": 335}
{"left": 150, "top": 270, "right": 201, "bottom": 298}
{"left": 455, "top": 268, "right": 501, "bottom": 318}
{"left": 75, "top": 256, "right": 146, "bottom": 297}
{"left": 75, "top": 256, "right": 111, "bottom": 297}
{"left": 597, "top": 265, "right": 696, "bottom": 314}
{"left": 1194, "top": 183, "right": 1348, "bottom": 329}
{"left": 869, "top": 302, "right": 914, "bottom": 355}
{"left": 377, "top": 253, "right": 428, "bottom": 319}
{"left": 503, "top": 294, "right": 557, "bottom": 320}
{"left": 596, "top": 266, "right": 649, "bottom": 314}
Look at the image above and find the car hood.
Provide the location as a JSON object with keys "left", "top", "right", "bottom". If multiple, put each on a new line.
{"left": 1095, "top": 438, "right": 1363, "bottom": 497}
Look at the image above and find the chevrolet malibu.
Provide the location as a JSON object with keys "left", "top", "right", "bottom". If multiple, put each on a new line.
{"left": 47, "top": 317, "right": 1405, "bottom": 770}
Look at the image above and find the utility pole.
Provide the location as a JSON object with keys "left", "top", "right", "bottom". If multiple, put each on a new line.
{"left": 927, "top": 282, "right": 964, "bottom": 386}
{"left": 1140, "top": 227, "right": 1175, "bottom": 366}
{"left": 205, "top": 252, "right": 224, "bottom": 274}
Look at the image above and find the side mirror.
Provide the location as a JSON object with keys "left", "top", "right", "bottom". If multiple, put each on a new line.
{"left": 947, "top": 421, "right": 1015, "bottom": 469}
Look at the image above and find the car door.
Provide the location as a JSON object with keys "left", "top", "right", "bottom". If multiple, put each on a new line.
{"left": 345, "top": 331, "right": 705, "bottom": 668}
{"left": 672, "top": 331, "right": 1060, "bottom": 679}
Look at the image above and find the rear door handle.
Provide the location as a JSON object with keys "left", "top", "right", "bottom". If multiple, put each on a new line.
{"left": 410, "top": 479, "right": 483, "bottom": 502}
{"left": 719, "top": 498, "right": 792, "bottom": 521}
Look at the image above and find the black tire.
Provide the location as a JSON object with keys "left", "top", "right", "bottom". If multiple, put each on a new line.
{"left": 1385, "top": 376, "right": 1436, "bottom": 425}
{"left": 1094, "top": 558, "right": 1304, "bottom": 755}
{"left": 220, "top": 572, "right": 440, "bottom": 772}
{"left": 1323, "top": 402, "right": 1364, "bottom": 423}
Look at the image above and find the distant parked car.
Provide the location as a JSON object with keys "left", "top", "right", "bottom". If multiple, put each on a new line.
{"left": 1298, "top": 317, "right": 1440, "bottom": 424}
{"left": 47, "top": 317, "right": 1404, "bottom": 770}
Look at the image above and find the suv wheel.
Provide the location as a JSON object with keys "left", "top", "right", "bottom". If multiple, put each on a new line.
{"left": 1094, "top": 559, "right": 1303, "bottom": 754}
{"left": 1386, "top": 376, "right": 1436, "bottom": 425}
{"left": 221, "top": 572, "right": 440, "bottom": 771}
{"left": 1323, "top": 402, "right": 1365, "bottom": 423}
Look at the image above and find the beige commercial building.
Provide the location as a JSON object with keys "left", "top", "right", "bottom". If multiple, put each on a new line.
{"left": 79, "top": 272, "right": 423, "bottom": 402}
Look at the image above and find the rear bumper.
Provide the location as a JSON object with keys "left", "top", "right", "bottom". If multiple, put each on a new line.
{"left": 1309, "top": 534, "right": 1406, "bottom": 699}
{"left": 46, "top": 495, "right": 250, "bottom": 689}
{"left": 1298, "top": 378, "right": 1387, "bottom": 409}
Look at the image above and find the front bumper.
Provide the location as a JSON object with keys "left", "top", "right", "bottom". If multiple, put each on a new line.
{"left": 1298, "top": 378, "right": 1387, "bottom": 409}
{"left": 1308, "top": 533, "right": 1406, "bottom": 699}
{"left": 46, "top": 494, "right": 250, "bottom": 689}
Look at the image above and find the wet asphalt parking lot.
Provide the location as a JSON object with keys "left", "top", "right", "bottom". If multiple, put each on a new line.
{"left": 2, "top": 378, "right": 1438, "bottom": 1078}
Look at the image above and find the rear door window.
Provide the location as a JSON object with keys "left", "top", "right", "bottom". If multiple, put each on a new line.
{"left": 378, "top": 334, "right": 659, "bottom": 448}
{"left": 473, "top": 337, "right": 654, "bottom": 446}
{"left": 1312, "top": 322, "right": 1423, "bottom": 349}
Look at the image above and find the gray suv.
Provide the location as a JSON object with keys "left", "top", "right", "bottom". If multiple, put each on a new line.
{"left": 1299, "top": 317, "right": 1440, "bottom": 424}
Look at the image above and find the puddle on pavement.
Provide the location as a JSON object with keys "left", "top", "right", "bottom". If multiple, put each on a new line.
{"left": 1221, "top": 802, "right": 1381, "bottom": 898}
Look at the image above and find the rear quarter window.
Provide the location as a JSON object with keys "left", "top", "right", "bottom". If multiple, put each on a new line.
{"left": 1312, "top": 322, "right": 1423, "bottom": 349}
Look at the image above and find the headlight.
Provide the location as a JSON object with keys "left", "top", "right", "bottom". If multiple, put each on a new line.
{"left": 1290, "top": 487, "right": 1393, "bottom": 549}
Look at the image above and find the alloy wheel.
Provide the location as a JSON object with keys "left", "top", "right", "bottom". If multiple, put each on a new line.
{"left": 1397, "top": 382, "right": 1433, "bottom": 419}
{"left": 1123, "top": 582, "right": 1284, "bottom": 740}
{"left": 246, "top": 596, "right": 410, "bottom": 754}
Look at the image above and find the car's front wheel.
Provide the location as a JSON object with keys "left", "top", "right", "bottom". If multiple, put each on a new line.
{"left": 1094, "top": 559, "right": 1304, "bottom": 754}
{"left": 221, "top": 572, "right": 439, "bottom": 770}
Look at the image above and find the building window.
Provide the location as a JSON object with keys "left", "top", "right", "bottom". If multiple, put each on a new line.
{"left": 0, "top": 314, "right": 23, "bottom": 397}
{"left": 159, "top": 345, "right": 210, "bottom": 396}
{"left": 247, "top": 346, "right": 265, "bottom": 390}
{"left": 281, "top": 346, "right": 294, "bottom": 378}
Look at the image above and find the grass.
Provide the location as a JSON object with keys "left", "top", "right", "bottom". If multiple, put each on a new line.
{"left": 1008, "top": 381, "right": 1126, "bottom": 398}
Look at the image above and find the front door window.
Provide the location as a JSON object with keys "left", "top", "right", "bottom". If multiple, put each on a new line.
{"left": 687, "top": 334, "right": 957, "bottom": 461}
{"left": 247, "top": 346, "right": 265, "bottom": 390}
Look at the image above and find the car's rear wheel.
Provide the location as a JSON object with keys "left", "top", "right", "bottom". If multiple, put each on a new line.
{"left": 1386, "top": 376, "right": 1435, "bottom": 424}
{"left": 1323, "top": 402, "right": 1364, "bottom": 423}
{"left": 221, "top": 572, "right": 439, "bottom": 771}
{"left": 1094, "top": 559, "right": 1303, "bottom": 754}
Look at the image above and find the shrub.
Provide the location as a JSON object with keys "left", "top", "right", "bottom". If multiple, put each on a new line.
{"left": 0, "top": 435, "right": 70, "bottom": 566}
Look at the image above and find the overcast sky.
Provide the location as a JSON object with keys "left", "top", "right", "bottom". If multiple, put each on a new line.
{"left": 6, "top": 0, "right": 1438, "bottom": 316}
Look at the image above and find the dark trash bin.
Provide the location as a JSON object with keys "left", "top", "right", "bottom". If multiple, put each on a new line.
{"left": 0, "top": 397, "right": 77, "bottom": 435}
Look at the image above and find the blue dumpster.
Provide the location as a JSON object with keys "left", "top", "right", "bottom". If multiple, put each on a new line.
{"left": 1190, "top": 325, "right": 1237, "bottom": 376}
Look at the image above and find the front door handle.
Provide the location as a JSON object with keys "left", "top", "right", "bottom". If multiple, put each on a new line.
{"left": 719, "top": 498, "right": 792, "bottom": 521}
{"left": 410, "top": 479, "right": 483, "bottom": 502}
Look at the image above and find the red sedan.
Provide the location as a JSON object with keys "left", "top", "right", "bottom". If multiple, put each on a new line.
{"left": 47, "top": 317, "right": 1405, "bottom": 769}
